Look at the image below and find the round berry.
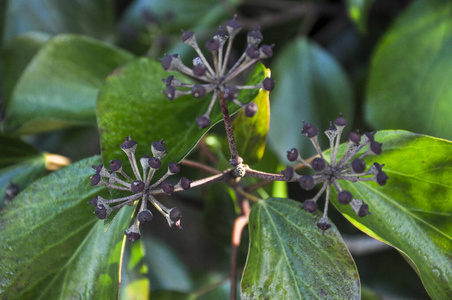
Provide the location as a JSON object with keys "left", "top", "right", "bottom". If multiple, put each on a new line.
{"left": 377, "top": 171, "right": 389, "bottom": 186}
{"left": 160, "top": 54, "right": 177, "bottom": 70}
{"left": 131, "top": 180, "right": 145, "bottom": 193}
{"left": 168, "top": 162, "right": 180, "bottom": 174}
{"left": 364, "top": 131, "right": 376, "bottom": 142}
{"left": 162, "top": 181, "right": 174, "bottom": 194}
{"left": 205, "top": 39, "right": 220, "bottom": 51}
{"left": 245, "top": 102, "right": 258, "bottom": 117}
{"left": 192, "top": 85, "right": 206, "bottom": 98}
{"left": 246, "top": 46, "right": 260, "bottom": 59}
{"left": 299, "top": 175, "right": 315, "bottom": 191}
{"left": 223, "top": 86, "right": 238, "bottom": 100}
{"left": 262, "top": 77, "right": 274, "bottom": 91}
{"left": 196, "top": 115, "right": 211, "bottom": 129}
{"left": 88, "top": 195, "right": 99, "bottom": 207}
{"left": 370, "top": 141, "right": 383, "bottom": 155}
{"left": 125, "top": 227, "right": 141, "bottom": 243}
{"left": 281, "top": 167, "right": 294, "bottom": 181}
{"left": 334, "top": 113, "right": 347, "bottom": 126}
{"left": 351, "top": 158, "right": 366, "bottom": 173}
{"left": 148, "top": 157, "right": 161, "bottom": 169}
{"left": 91, "top": 173, "right": 101, "bottom": 186}
{"left": 303, "top": 200, "right": 317, "bottom": 213}
{"left": 181, "top": 30, "right": 194, "bottom": 43}
{"left": 358, "top": 204, "right": 371, "bottom": 217}
{"left": 286, "top": 148, "right": 299, "bottom": 162}
{"left": 260, "top": 44, "right": 274, "bottom": 58}
{"left": 138, "top": 209, "right": 153, "bottom": 224}
{"left": 193, "top": 64, "right": 206, "bottom": 76}
{"left": 169, "top": 207, "right": 182, "bottom": 222}
{"left": 348, "top": 131, "right": 361, "bottom": 144}
{"left": 180, "top": 177, "right": 192, "bottom": 190}
{"left": 163, "top": 86, "right": 176, "bottom": 100}
{"left": 317, "top": 221, "right": 331, "bottom": 232}
{"left": 337, "top": 191, "right": 352, "bottom": 205}
{"left": 95, "top": 204, "right": 108, "bottom": 219}
{"left": 121, "top": 136, "right": 137, "bottom": 150}
{"left": 109, "top": 159, "right": 122, "bottom": 172}
{"left": 311, "top": 158, "right": 327, "bottom": 172}
{"left": 301, "top": 121, "right": 318, "bottom": 138}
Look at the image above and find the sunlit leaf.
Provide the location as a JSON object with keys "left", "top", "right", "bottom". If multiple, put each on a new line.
{"left": 241, "top": 198, "right": 359, "bottom": 299}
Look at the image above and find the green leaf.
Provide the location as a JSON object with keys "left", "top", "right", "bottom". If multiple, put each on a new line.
{"left": 241, "top": 198, "right": 360, "bottom": 299}
{"left": 2, "top": 0, "right": 114, "bottom": 43}
{"left": 268, "top": 38, "right": 354, "bottom": 162}
{"left": 231, "top": 78, "right": 271, "bottom": 165}
{"left": 0, "top": 135, "right": 46, "bottom": 209}
{"left": 331, "top": 131, "right": 452, "bottom": 299}
{"left": 0, "top": 32, "right": 50, "bottom": 100}
{"left": 366, "top": 0, "right": 452, "bottom": 140}
{"left": 345, "top": 0, "right": 375, "bottom": 33}
{"left": 120, "top": 241, "right": 150, "bottom": 300}
{"left": 97, "top": 57, "right": 266, "bottom": 174}
{"left": 4, "top": 34, "right": 133, "bottom": 134}
{"left": 0, "top": 156, "right": 133, "bottom": 299}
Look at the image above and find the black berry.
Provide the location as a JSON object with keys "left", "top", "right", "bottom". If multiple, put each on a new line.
{"left": 337, "top": 191, "right": 352, "bottom": 205}
{"left": 138, "top": 209, "right": 153, "bottom": 224}
{"left": 299, "top": 175, "right": 315, "bottom": 191}
{"left": 303, "top": 200, "right": 317, "bottom": 213}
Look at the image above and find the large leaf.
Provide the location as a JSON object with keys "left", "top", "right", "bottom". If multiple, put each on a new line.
{"left": 4, "top": 34, "right": 133, "bottom": 135}
{"left": 0, "top": 156, "right": 134, "bottom": 299}
{"left": 2, "top": 0, "right": 114, "bottom": 44}
{"left": 0, "top": 135, "right": 46, "bottom": 208}
{"left": 366, "top": 0, "right": 452, "bottom": 140}
{"left": 231, "top": 74, "right": 271, "bottom": 165}
{"left": 330, "top": 131, "right": 452, "bottom": 299}
{"left": 241, "top": 198, "right": 359, "bottom": 299}
{"left": 345, "top": 0, "right": 375, "bottom": 33}
{"left": 0, "top": 32, "right": 50, "bottom": 100}
{"left": 97, "top": 58, "right": 266, "bottom": 173}
{"left": 268, "top": 38, "right": 354, "bottom": 162}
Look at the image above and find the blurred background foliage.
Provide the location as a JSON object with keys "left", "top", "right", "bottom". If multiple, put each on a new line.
{"left": 2, "top": 0, "right": 451, "bottom": 299}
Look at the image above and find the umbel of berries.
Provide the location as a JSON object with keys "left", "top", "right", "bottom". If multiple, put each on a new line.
{"left": 160, "top": 15, "right": 275, "bottom": 128}
{"left": 89, "top": 136, "right": 192, "bottom": 243}
{"left": 282, "top": 114, "right": 388, "bottom": 234}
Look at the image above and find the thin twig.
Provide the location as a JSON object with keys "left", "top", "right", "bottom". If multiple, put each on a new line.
{"left": 218, "top": 92, "right": 241, "bottom": 166}
{"left": 181, "top": 159, "right": 221, "bottom": 174}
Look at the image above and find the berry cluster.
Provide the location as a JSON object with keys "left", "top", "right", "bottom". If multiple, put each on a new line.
{"left": 160, "top": 15, "right": 275, "bottom": 128}
{"left": 89, "top": 136, "right": 191, "bottom": 243}
{"left": 282, "top": 114, "right": 388, "bottom": 233}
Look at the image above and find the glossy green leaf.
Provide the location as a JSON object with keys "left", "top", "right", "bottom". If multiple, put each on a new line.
{"left": 0, "top": 32, "right": 50, "bottom": 100}
{"left": 232, "top": 79, "right": 271, "bottom": 165}
{"left": 0, "top": 156, "right": 133, "bottom": 299}
{"left": 366, "top": 0, "right": 452, "bottom": 140}
{"left": 97, "top": 57, "right": 266, "bottom": 174}
{"left": 241, "top": 198, "right": 359, "bottom": 299}
{"left": 4, "top": 34, "right": 133, "bottom": 135}
{"left": 0, "top": 135, "right": 46, "bottom": 209}
{"left": 268, "top": 38, "right": 354, "bottom": 162}
{"left": 330, "top": 131, "right": 452, "bottom": 299}
{"left": 120, "top": 241, "right": 150, "bottom": 300}
{"left": 345, "top": 0, "right": 375, "bottom": 33}
{"left": 2, "top": 0, "right": 114, "bottom": 43}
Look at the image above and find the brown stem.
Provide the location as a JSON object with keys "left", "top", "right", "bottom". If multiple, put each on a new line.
{"left": 218, "top": 92, "right": 242, "bottom": 166}
{"left": 181, "top": 159, "right": 221, "bottom": 174}
{"left": 230, "top": 199, "right": 250, "bottom": 300}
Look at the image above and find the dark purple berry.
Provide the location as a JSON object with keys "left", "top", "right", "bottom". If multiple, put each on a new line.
{"left": 92, "top": 164, "right": 103, "bottom": 174}
{"left": 376, "top": 171, "right": 389, "bottom": 186}
{"left": 196, "top": 115, "right": 211, "bottom": 129}
{"left": 205, "top": 39, "right": 220, "bottom": 51}
{"left": 138, "top": 209, "right": 153, "bottom": 224}
{"left": 303, "top": 200, "right": 317, "bottom": 213}
{"left": 281, "top": 167, "right": 294, "bottom": 181}
{"left": 372, "top": 162, "right": 384, "bottom": 171}
{"left": 301, "top": 121, "right": 318, "bottom": 138}
{"left": 152, "top": 139, "right": 167, "bottom": 153}
{"left": 91, "top": 174, "right": 101, "bottom": 186}
{"left": 370, "top": 141, "right": 383, "bottom": 155}
{"left": 226, "top": 15, "right": 242, "bottom": 34}
{"left": 223, "top": 86, "right": 238, "bottom": 100}
{"left": 299, "top": 175, "right": 315, "bottom": 191}
{"left": 169, "top": 207, "right": 182, "bottom": 222}
{"left": 246, "top": 46, "right": 260, "bottom": 59}
{"left": 181, "top": 30, "right": 194, "bottom": 43}
{"left": 247, "top": 27, "right": 263, "bottom": 45}
{"left": 193, "top": 64, "right": 206, "bottom": 76}
{"left": 325, "top": 121, "right": 337, "bottom": 133}
{"left": 125, "top": 227, "right": 141, "bottom": 243}
{"left": 337, "top": 191, "right": 352, "bottom": 205}
{"left": 358, "top": 204, "right": 371, "bottom": 217}
{"left": 348, "top": 131, "right": 361, "bottom": 144}
{"left": 311, "top": 158, "right": 327, "bottom": 172}
{"left": 162, "top": 75, "right": 174, "bottom": 87}
{"left": 95, "top": 204, "right": 108, "bottom": 219}
{"left": 287, "top": 148, "right": 299, "bottom": 162}
{"left": 88, "top": 195, "right": 99, "bottom": 207}
{"left": 245, "top": 102, "right": 258, "bottom": 117}
{"left": 121, "top": 136, "right": 137, "bottom": 150}
{"left": 192, "top": 85, "right": 206, "bottom": 98}
{"left": 168, "top": 162, "right": 180, "bottom": 174}
{"left": 162, "top": 181, "right": 174, "bottom": 194}
{"left": 160, "top": 54, "right": 178, "bottom": 70}
{"left": 260, "top": 44, "right": 274, "bottom": 58}
{"left": 149, "top": 157, "right": 161, "bottom": 169}
{"left": 262, "top": 77, "right": 274, "bottom": 91}
{"left": 364, "top": 131, "right": 376, "bottom": 142}
{"left": 351, "top": 158, "right": 366, "bottom": 173}
{"left": 109, "top": 159, "right": 122, "bottom": 172}
{"left": 131, "top": 180, "right": 145, "bottom": 193}
{"left": 180, "top": 177, "right": 192, "bottom": 190}
{"left": 317, "top": 221, "right": 331, "bottom": 233}
{"left": 334, "top": 113, "right": 347, "bottom": 126}
{"left": 163, "top": 86, "right": 176, "bottom": 100}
